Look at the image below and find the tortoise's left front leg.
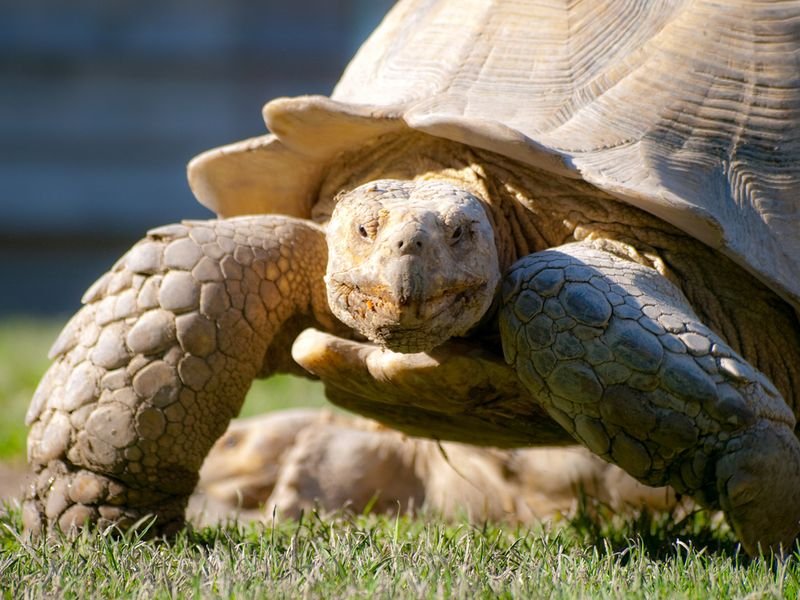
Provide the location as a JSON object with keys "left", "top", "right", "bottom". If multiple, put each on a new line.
{"left": 500, "top": 241, "right": 800, "bottom": 555}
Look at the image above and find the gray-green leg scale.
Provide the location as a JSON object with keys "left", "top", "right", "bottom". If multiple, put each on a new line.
{"left": 24, "top": 216, "right": 334, "bottom": 534}
{"left": 499, "top": 242, "right": 800, "bottom": 554}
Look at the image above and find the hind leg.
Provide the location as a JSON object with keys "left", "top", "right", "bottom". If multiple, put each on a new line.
{"left": 500, "top": 241, "right": 800, "bottom": 555}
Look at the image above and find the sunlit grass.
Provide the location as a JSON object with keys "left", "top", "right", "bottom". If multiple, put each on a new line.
{"left": 1, "top": 503, "right": 797, "bottom": 598}
{"left": 0, "top": 318, "right": 59, "bottom": 459}
{"left": 241, "top": 375, "right": 327, "bottom": 417}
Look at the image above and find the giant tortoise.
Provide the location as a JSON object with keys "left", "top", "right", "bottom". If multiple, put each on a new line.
{"left": 24, "top": 0, "right": 800, "bottom": 555}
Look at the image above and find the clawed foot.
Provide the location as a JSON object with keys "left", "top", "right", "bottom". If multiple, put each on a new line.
{"left": 292, "top": 329, "right": 571, "bottom": 447}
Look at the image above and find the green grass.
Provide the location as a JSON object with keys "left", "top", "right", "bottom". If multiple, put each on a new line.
{"left": 1, "top": 505, "right": 798, "bottom": 598}
{"left": 2, "top": 317, "right": 800, "bottom": 597}
{"left": 0, "top": 319, "right": 60, "bottom": 459}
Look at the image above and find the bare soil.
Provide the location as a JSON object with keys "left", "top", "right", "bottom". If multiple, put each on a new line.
{"left": 0, "top": 461, "right": 31, "bottom": 505}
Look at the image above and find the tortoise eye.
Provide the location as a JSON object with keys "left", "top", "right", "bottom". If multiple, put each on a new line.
{"left": 357, "top": 222, "right": 377, "bottom": 240}
{"left": 356, "top": 218, "right": 379, "bottom": 241}
{"left": 451, "top": 225, "right": 463, "bottom": 243}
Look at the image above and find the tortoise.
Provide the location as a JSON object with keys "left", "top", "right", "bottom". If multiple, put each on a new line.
{"left": 192, "top": 409, "right": 678, "bottom": 526}
{"left": 24, "top": 0, "right": 800, "bottom": 555}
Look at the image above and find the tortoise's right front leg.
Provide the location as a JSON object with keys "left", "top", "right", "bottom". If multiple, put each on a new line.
{"left": 500, "top": 242, "right": 800, "bottom": 555}
{"left": 24, "top": 216, "right": 335, "bottom": 533}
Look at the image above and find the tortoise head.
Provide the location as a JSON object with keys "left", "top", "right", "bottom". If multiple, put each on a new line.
{"left": 325, "top": 179, "right": 500, "bottom": 353}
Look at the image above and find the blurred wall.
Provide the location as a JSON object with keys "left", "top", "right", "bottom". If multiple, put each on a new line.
{"left": 0, "top": 0, "right": 395, "bottom": 314}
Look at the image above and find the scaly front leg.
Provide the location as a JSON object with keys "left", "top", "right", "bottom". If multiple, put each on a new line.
{"left": 500, "top": 241, "right": 800, "bottom": 555}
{"left": 24, "top": 216, "right": 335, "bottom": 533}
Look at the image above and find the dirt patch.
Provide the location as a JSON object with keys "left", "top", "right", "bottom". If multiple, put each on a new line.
{"left": 0, "top": 461, "right": 31, "bottom": 504}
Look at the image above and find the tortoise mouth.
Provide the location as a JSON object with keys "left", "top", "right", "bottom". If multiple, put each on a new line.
{"left": 327, "top": 277, "right": 490, "bottom": 352}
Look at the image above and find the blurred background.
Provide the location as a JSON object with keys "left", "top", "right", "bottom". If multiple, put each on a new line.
{"left": 1, "top": 0, "right": 395, "bottom": 315}
{"left": 0, "top": 0, "right": 394, "bottom": 461}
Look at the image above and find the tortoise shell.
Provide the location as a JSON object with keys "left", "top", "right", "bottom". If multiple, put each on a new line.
{"left": 189, "top": 0, "right": 800, "bottom": 309}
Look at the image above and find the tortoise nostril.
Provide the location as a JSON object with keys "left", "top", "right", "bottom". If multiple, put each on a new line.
{"left": 397, "top": 239, "right": 422, "bottom": 251}
{"left": 396, "top": 238, "right": 421, "bottom": 250}
{"left": 391, "top": 225, "right": 426, "bottom": 255}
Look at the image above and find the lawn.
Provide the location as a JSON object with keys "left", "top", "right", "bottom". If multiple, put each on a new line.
{"left": 2, "top": 506, "right": 796, "bottom": 598}
{"left": 1, "top": 318, "right": 799, "bottom": 598}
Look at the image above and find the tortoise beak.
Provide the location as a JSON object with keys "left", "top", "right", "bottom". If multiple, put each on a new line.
{"left": 385, "top": 255, "right": 425, "bottom": 312}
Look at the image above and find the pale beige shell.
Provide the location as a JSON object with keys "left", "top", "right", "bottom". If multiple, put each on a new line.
{"left": 188, "top": 0, "right": 800, "bottom": 309}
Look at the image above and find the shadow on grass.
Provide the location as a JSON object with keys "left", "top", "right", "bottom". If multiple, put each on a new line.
{"left": 566, "top": 493, "right": 745, "bottom": 563}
